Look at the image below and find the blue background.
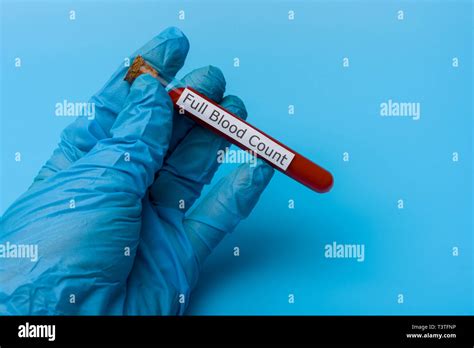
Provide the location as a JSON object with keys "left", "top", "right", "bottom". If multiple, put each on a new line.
{"left": 1, "top": 0, "right": 472, "bottom": 314}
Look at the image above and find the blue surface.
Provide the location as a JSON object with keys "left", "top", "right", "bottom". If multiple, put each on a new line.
{"left": 1, "top": 0, "right": 472, "bottom": 314}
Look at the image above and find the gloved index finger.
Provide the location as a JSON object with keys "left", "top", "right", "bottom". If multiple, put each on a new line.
{"left": 91, "top": 27, "right": 190, "bottom": 117}
{"left": 31, "top": 27, "right": 190, "bottom": 187}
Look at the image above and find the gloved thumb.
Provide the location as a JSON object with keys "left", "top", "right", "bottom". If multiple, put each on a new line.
{"left": 183, "top": 159, "right": 274, "bottom": 266}
{"left": 64, "top": 74, "right": 173, "bottom": 198}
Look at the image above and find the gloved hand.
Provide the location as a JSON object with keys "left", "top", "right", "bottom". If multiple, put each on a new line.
{"left": 0, "top": 27, "right": 274, "bottom": 315}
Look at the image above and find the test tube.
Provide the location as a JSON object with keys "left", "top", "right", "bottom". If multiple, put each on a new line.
{"left": 125, "top": 56, "right": 334, "bottom": 193}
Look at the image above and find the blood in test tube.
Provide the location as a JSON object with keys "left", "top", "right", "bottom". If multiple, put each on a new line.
{"left": 125, "top": 56, "right": 333, "bottom": 193}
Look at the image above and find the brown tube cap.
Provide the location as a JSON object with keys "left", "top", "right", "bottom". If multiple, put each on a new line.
{"left": 124, "top": 55, "right": 158, "bottom": 83}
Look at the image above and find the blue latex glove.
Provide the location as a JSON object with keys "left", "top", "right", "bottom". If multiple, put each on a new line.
{"left": 0, "top": 27, "right": 274, "bottom": 315}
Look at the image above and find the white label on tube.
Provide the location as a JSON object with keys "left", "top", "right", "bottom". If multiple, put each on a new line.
{"left": 176, "top": 88, "right": 295, "bottom": 170}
